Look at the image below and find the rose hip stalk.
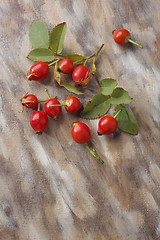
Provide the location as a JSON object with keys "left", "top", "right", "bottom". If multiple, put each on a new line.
{"left": 71, "top": 122, "right": 104, "bottom": 164}
{"left": 113, "top": 29, "right": 143, "bottom": 48}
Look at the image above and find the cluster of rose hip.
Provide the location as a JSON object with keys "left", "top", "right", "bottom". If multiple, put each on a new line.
{"left": 22, "top": 59, "right": 117, "bottom": 164}
{"left": 22, "top": 29, "right": 142, "bottom": 164}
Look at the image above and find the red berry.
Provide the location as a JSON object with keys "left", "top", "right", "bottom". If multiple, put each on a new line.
{"left": 113, "top": 29, "right": 143, "bottom": 48}
{"left": 72, "top": 65, "right": 90, "bottom": 87}
{"left": 21, "top": 94, "right": 38, "bottom": 109}
{"left": 30, "top": 111, "right": 48, "bottom": 133}
{"left": 97, "top": 115, "right": 118, "bottom": 135}
{"left": 44, "top": 98, "right": 62, "bottom": 118}
{"left": 113, "top": 29, "right": 130, "bottom": 46}
{"left": 71, "top": 122, "right": 91, "bottom": 144}
{"left": 26, "top": 62, "right": 49, "bottom": 81}
{"left": 65, "top": 96, "right": 82, "bottom": 113}
{"left": 58, "top": 58, "right": 74, "bottom": 74}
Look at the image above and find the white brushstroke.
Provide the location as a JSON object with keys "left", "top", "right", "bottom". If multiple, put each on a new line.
{"left": 0, "top": 112, "right": 9, "bottom": 132}
{"left": 55, "top": 193, "right": 75, "bottom": 240}
{"left": 28, "top": 223, "right": 48, "bottom": 240}
{"left": 31, "top": 136, "right": 53, "bottom": 168}
{"left": 0, "top": 96, "right": 2, "bottom": 110}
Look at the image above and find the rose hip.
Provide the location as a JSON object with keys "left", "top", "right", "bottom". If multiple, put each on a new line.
{"left": 26, "top": 62, "right": 49, "bottom": 81}
{"left": 58, "top": 58, "right": 74, "bottom": 74}
{"left": 71, "top": 122, "right": 91, "bottom": 144}
{"left": 30, "top": 110, "right": 48, "bottom": 134}
{"left": 97, "top": 115, "right": 118, "bottom": 135}
{"left": 45, "top": 98, "right": 62, "bottom": 118}
{"left": 21, "top": 93, "right": 38, "bottom": 109}
{"left": 72, "top": 65, "right": 90, "bottom": 87}
{"left": 113, "top": 29, "right": 143, "bottom": 48}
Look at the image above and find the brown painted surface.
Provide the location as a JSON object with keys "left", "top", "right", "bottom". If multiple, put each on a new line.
{"left": 0, "top": 0, "right": 160, "bottom": 239}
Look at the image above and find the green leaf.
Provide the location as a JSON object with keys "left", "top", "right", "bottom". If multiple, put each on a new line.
{"left": 64, "top": 54, "right": 86, "bottom": 64}
{"left": 113, "top": 105, "right": 138, "bottom": 135}
{"left": 100, "top": 78, "right": 117, "bottom": 95}
{"left": 53, "top": 62, "right": 61, "bottom": 85}
{"left": 29, "top": 20, "right": 49, "bottom": 48}
{"left": 49, "top": 22, "right": 66, "bottom": 54}
{"left": 110, "top": 88, "right": 132, "bottom": 104}
{"left": 81, "top": 94, "right": 111, "bottom": 119}
{"left": 62, "top": 83, "right": 83, "bottom": 95}
{"left": 28, "top": 48, "right": 56, "bottom": 62}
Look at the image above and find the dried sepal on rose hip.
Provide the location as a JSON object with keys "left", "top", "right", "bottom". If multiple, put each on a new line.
{"left": 57, "top": 58, "right": 74, "bottom": 74}
{"left": 113, "top": 29, "right": 143, "bottom": 48}
{"left": 49, "top": 96, "right": 83, "bottom": 114}
{"left": 21, "top": 92, "right": 38, "bottom": 112}
{"left": 26, "top": 62, "right": 49, "bottom": 81}
{"left": 72, "top": 65, "right": 91, "bottom": 87}
{"left": 30, "top": 103, "right": 48, "bottom": 134}
{"left": 71, "top": 122, "right": 104, "bottom": 164}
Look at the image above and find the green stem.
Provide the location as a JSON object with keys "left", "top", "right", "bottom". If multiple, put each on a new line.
{"left": 83, "top": 58, "right": 89, "bottom": 66}
{"left": 49, "top": 104, "right": 67, "bottom": 107}
{"left": 85, "top": 143, "right": 104, "bottom": 164}
{"left": 128, "top": 39, "right": 143, "bottom": 48}
{"left": 114, "top": 109, "right": 122, "bottom": 119}
{"left": 95, "top": 43, "right": 104, "bottom": 57}
{"left": 73, "top": 59, "right": 84, "bottom": 65}
{"left": 48, "top": 59, "right": 60, "bottom": 67}
{"left": 45, "top": 88, "right": 50, "bottom": 99}
{"left": 38, "top": 99, "right": 48, "bottom": 103}
{"left": 83, "top": 43, "right": 104, "bottom": 66}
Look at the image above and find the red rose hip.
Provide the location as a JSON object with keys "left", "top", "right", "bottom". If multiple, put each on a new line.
{"left": 58, "top": 58, "right": 74, "bottom": 74}
{"left": 65, "top": 96, "right": 82, "bottom": 113}
{"left": 71, "top": 122, "right": 91, "bottom": 144}
{"left": 98, "top": 115, "right": 118, "bottom": 135}
{"left": 21, "top": 93, "right": 38, "bottom": 109}
{"left": 30, "top": 110, "right": 48, "bottom": 134}
{"left": 26, "top": 62, "right": 49, "bottom": 81}
{"left": 113, "top": 29, "right": 143, "bottom": 48}
{"left": 44, "top": 98, "right": 62, "bottom": 118}
{"left": 72, "top": 65, "right": 90, "bottom": 87}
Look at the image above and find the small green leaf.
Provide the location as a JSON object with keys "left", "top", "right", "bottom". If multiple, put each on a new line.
{"left": 110, "top": 88, "right": 132, "bottom": 104}
{"left": 113, "top": 105, "right": 138, "bottom": 135}
{"left": 81, "top": 94, "right": 111, "bottom": 119}
{"left": 64, "top": 54, "right": 86, "bottom": 63}
{"left": 62, "top": 83, "right": 83, "bottom": 95}
{"left": 28, "top": 48, "right": 56, "bottom": 62}
{"left": 29, "top": 20, "right": 49, "bottom": 48}
{"left": 49, "top": 22, "right": 66, "bottom": 54}
{"left": 100, "top": 78, "right": 117, "bottom": 95}
{"left": 53, "top": 62, "right": 61, "bottom": 85}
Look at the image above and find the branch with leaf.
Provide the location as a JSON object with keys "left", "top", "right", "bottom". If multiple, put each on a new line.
{"left": 81, "top": 78, "right": 138, "bottom": 135}
{"left": 28, "top": 20, "right": 104, "bottom": 95}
